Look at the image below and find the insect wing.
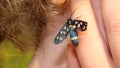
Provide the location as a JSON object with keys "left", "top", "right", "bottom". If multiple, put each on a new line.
{"left": 73, "top": 20, "right": 88, "bottom": 31}
{"left": 54, "top": 22, "right": 70, "bottom": 44}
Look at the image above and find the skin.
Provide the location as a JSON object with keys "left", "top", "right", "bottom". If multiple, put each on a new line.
{"left": 68, "top": 0, "right": 120, "bottom": 68}
{"left": 29, "top": 0, "right": 120, "bottom": 68}
{"left": 68, "top": 0, "right": 111, "bottom": 68}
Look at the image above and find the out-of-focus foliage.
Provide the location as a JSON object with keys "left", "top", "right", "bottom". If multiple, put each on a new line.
{"left": 0, "top": 39, "right": 34, "bottom": 68}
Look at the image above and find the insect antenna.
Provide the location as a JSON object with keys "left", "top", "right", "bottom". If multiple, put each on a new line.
{"left": 69, "top": 8, "right": 78, "bottom": 19}
{"left": 74, "top": 15, "right": 81, "bottom": 20}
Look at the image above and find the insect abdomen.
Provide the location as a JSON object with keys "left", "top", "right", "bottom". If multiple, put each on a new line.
{"left": 70, "top": 28, "right": 79, "bottom": 46}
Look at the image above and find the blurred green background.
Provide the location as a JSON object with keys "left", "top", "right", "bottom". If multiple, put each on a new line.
{"left": 0, "top": 40, "right": 34, "bottom": 68}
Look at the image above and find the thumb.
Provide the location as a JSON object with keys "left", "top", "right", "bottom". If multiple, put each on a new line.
{"left": 67, "top": 44, "right": 81, "bottom": 68}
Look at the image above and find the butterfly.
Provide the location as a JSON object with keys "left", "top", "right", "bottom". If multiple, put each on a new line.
{"left": 54, "top": 18, "right": 88, "bottom": 46}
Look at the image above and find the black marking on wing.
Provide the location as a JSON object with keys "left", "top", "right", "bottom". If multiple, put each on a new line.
{"left": 54, "top": 19, "right": 72, "bottom": 44}
{"left": 73, "top": 20, "right": 88, "bottom": 31}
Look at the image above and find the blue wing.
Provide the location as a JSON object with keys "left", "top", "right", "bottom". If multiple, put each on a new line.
{"left": 54, "top": 19, "right": 72, "bottom": 44}
{"left": 73, "top": 20, "right": 88, "bottom": 31}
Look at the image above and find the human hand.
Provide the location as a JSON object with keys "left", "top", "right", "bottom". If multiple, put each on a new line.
{"left": 67, "top": 0, "right": 120, "bottom": 68}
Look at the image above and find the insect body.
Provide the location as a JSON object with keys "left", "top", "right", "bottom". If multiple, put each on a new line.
{"left": 69, "top": 28, "right": 79, "bottom": 46}
{"left": 54, "top": 18, "right": 88, "bottom": 46}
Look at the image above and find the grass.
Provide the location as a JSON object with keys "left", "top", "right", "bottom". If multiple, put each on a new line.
{"left": 0, "top": 39, "right": 34, "bottom": 68}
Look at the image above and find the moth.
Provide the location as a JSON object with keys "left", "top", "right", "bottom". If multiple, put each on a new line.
{"left": 54, "top": 9, "right": 88, "bottom": 46}
{"left": 54, "top": 18, "right": 88, "bottom": 46}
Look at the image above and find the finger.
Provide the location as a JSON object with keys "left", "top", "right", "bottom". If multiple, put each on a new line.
{"left": 67, "top": 44, "right": 81, "bottom": 68}
{"left": 101, "top": 0, "right": 120, "bottom": 67}
{"left": 71, "top": 0, "right": 113, "bottom": 68}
